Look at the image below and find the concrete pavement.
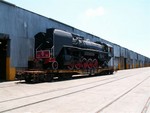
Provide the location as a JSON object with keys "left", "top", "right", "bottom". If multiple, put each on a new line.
{"left": 0, "top": 67, "right": 150, "bottom": 113}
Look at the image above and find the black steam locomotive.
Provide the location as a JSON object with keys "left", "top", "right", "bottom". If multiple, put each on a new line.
{"left": 34, "top": 28, "right": 113, "bottom": 70}
{"left": 32, "top": 28, "right": 113, "bottom": 71}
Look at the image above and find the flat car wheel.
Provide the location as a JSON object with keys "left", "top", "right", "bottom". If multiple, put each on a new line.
{"left": 52, "top": 61, "right": 58, "bottom": 70}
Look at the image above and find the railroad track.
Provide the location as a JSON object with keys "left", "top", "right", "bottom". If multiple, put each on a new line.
{"left": 0, "top": 71, "right": 135, "bottom": 103}
{"left": 141, "top": 97, "right": 150, "bottom": 113}
{"left": 95, "top": 75, "right": 150, "bottom": 113}
{"left": 0, "top": 71, "right": 142, "bottom": 113}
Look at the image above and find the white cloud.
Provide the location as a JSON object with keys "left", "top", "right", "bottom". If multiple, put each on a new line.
{"left": 85, "top": 7, "right": 105, "bottom": 17}
{"left": 76, "top": 6, "right": 105, "bottom": 28}
{"left": 75, "top": 6, "right": 106, "bottom": 37}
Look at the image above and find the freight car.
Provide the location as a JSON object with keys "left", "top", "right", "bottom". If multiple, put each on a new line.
{"left": 16, "top": 28, "right": 114, "bottom": 82}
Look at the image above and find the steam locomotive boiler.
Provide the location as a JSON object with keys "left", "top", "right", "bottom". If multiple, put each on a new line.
{"left": 33, "top": 28, "right": 113, "bottom": 71}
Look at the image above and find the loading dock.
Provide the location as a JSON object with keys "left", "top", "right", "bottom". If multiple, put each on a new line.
{"left": 0, "top": 33, "right": 9, "bottom": 81}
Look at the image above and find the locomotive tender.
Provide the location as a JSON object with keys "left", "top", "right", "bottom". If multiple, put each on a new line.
{"left": 17, "top": 28, "right": 114, "bottom": 82}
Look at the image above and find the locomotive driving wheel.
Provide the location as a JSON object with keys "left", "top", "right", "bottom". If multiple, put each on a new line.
{"left": 93, "top": 59, "right": 98, "bottom": 68}
{"left": 82, "top": 58, "right": 88, "bottom": 69}
{"left": 67, "top": 63, "right": 74, "bottom": 70}
{"left": 88, "top": 59, "right": 93, "bottom": 69}
{"left": 75, "top": 60, "right": 82, "bottom": 69}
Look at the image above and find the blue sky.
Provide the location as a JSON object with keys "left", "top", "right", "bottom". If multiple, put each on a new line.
{"left": 5, "top": 0, "right": 150, "bottom": 58}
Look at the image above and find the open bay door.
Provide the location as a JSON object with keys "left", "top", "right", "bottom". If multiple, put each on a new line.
{"left": 0, "top": 33, "right": 9, "bottom": 81}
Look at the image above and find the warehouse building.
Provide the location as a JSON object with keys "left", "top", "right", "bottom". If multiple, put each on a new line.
{"left": 0, "top": 1, "right": 150, "bottom": 81}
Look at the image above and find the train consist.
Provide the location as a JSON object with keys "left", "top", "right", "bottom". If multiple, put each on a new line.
{"left": 17, "top": 29, "right": 114, "bottom": 82}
